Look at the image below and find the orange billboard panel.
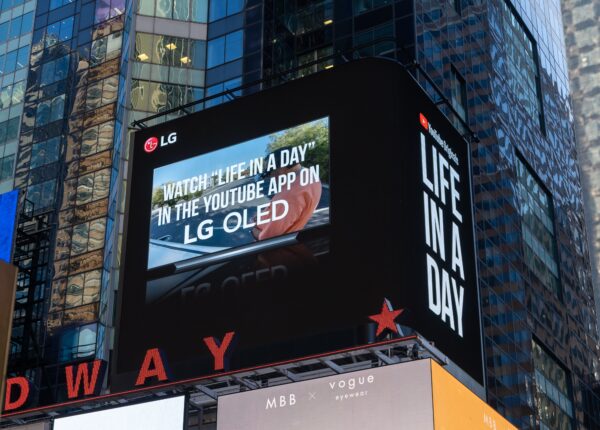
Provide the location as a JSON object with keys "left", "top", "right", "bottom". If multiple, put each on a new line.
{"left": 431, "top": 361, "right": 516, "bottom": 430}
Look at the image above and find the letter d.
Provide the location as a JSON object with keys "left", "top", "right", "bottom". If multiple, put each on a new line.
{"left": 4, "top": 377, "right": 30, "bottom": 411}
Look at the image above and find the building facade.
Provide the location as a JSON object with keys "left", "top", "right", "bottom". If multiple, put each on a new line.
{"left": 562, "top": 0, "right": 600, "bottom": 336}
{"left": 3, "top": 0, "right": 599, "bottom": 429}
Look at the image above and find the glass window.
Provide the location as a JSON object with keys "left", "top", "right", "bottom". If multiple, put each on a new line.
{"left": 8, "top": 15, "right": 21, "bottom": 39}
{"left": 155, "top": 0, "right": 172, "bottom": 17}
{"left": 95, "top": 0, "right": 110, "bottom": 23}
{"left": 450, "top": 66, "right": 467, "bottom": 122}
{"left": 31, "top": 137, "right": 61, "bottom": 168}
{"left": 227, "top": 0, "right": 243, "bottom": 15}
{"left": 131, "top": 80, "right": 150, "bottom": 112}
{"left": 207, "top": 30, "right": 242, "bottom": 68}
{"left": 0, "top": 85, "right": 11, "bottom": 110}
{"left": 16, "top": 46, "right": 29, "bottom": 70}
{"left": 21, "top": 12, "right": 33, "bottom": 33}
{"left": 50, "top": 94, "right": 65, "bottom": 122}
{"left": 207, "top": 35, "right": 225, "bottom": 68}
{"left": 352, "top": 0, "right": 392, "bottom": 15}
{"left": 4, "top": 50, "right": 17, "bottom": 73}
{"left": 139, "top": 0, "right": 155, "bottom": 15}
{"left": 532, "top": 339, "right": 573, "bottom": 429}
{"left": 499, "top": 0, "right": 545, "bottom": 133}
{"left": 224, "top": 30, "right": 243, "bottom": 62}
{"left": 55, "top": 55, "right": 69, "bottom": 80}
{"left": 354, "top": 22, "right": 393, "bottom": 57}
{"left": 191, "top": 0, "right": 207, "bottom": 22}
{"left": 11, "top": 80, "right": 24, "bottom": 105}
{"left": 36, "top": 94, "right": 66, "bottom": 126}
{"left": 173, "top": 0, "right": 189, "bottom": 20}
{"left": 191, "top": 39, "right": 206, "bottom": 68}
{"left": 111, "top": 0, "right": 125, "bottom": 18}
{"left": 452, "top": 0, "right": 461, "bottom": 14}
{"left": 59, "top": 17, "right": 74, "bottom": 41}
{"left": 208, "top": 0, "right": 226, "bottom": 21}
{"left": 0, "top": 154, "right": 14, "bottom": 181}
{"left": 515, "top": 155, "right": 561, "bottom": 297}
{"left": 27, "top": 179, "right": 57, "bottom": 211}
{"left": 41, "top": 60, "right": 56, "bottom": 86}
{"left": 0, "top": 22, "right": 8, "bottom": 42}
{"left": 206, "top": 76, "right": 240, "bottom": 107}
{"left": 5, "top": 117, "right": 18, "bottom": 141}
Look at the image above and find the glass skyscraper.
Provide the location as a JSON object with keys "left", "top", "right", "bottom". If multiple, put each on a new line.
{"left": 3, "top": 0, "right": 599, "bottom": 429}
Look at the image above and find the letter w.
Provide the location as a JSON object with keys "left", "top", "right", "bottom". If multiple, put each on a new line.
{"left": 65, "top": 360, "right": 105, "bottom": 399}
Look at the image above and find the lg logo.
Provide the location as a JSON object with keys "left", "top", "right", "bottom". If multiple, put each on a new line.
{"left": 144, "top": 132, "right": 177, "bottom": 153}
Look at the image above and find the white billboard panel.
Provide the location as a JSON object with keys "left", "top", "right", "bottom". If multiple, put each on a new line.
{"left": 217, "top": 359, "right": 435, "bottom": 430}
{"left": 53, "top": 396, "right": 185, "bottom": 430}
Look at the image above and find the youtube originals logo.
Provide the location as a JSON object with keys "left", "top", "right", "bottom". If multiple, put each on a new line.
{"left": 144, "top": 132, "right": 177, "bottom": 153}
{"left": 419, "top": 113, "right": 429, "bottom": 130}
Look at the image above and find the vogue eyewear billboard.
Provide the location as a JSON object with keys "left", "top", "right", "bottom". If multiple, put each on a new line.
{"left": 2, "top": 58, "right": 483, "bottom": 414}
{"left": 217, "top": 359, "right": 516, "bottom": 430}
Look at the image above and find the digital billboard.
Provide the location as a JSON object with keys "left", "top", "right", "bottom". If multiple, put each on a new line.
{"left": 147, "top": 117, "right": 329, "bottom": 271}
{"left": 0, "top": 189, "right": 19, "bottom": 264}
{"left": 217, "top": 359, "right": 516, "bottom": 430}
{"left": 53, "top": 396, "right": 185, "bottom": 430}
{"left": 110, "top": 58, "right": 482, "bottom": 395}
{"left": 0, "top": 58, "right": 484, "bottom": 415}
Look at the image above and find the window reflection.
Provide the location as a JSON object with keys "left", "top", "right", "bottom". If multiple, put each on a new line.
{"left": 532, "top": 339, "right": 573, "bottom": 429}
{"left": 138, "top": 0, "right": 207, "bottom": 22}
{"left": 499, "top": 0, "right": 545, "bottom": 133}
{"left": 515, "top": 155, "right": 561, "bottom": 297}
{"left": 31, "top": 136, "right": 61, "bottom": 168}
{"left": 26, "top": 179, "right": 57, "bottom": 212}
{"left": 207, "top": 30, "right": 243, "bottom": 68}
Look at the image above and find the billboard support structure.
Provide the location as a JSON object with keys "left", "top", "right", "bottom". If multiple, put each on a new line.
{"left": 2, "top": 335, "right": 447, "bottom": 424}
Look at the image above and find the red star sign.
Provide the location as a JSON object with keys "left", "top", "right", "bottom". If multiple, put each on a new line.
{"left": 369, "top": 299, "right": 404, "bottom": 336}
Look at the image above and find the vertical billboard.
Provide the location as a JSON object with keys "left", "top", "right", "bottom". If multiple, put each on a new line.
{"left": 0, "top": 189, "right": 18, "bottom": 263}
{"left": 53, "top": 396, "right": 186, "bottom": 430}
{"left": 110, "top": 58, "right": 482, "bottom": 396}
{"left": 217, "top": 359, "right": 516, "bottom": 430}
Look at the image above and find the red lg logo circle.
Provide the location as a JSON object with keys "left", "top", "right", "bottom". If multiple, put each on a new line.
{"left": 144, "top": 137, "right": 158, "bottom": 153}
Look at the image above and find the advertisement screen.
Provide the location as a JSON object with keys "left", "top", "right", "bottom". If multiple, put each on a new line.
{"left": 0, "top": 190, "right": 18, "bottom": 264}
{"left": 104, "top": 58, "right": 484, "bottom": 401}
{"left": 148, "top": 118, "right": 329, "bottom": 269}
{"left": 217, "top": 359, "right": 435, "bottom": 430}
{"left": 217, "top": 359, "right": 516, "bottom": 430}
{"left": 53, "top": 396, "right": 185, "bottom": 430}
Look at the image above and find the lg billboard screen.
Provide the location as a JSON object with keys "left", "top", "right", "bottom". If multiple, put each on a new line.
{"left": 111, "top": 58, "right": 483, "bottom": 395}
{"left": 147, "top": 118, "right": 330, "bottom": 271}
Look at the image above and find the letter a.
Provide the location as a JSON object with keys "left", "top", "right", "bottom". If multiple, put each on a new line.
{"left": 135, "top": 348, "right": 169, "bottom": 386}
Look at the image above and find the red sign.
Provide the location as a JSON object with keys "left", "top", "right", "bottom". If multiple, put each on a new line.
{"left": 144, "top": 137, "right": 159, "bottom": 153}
